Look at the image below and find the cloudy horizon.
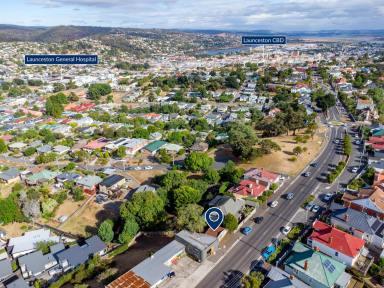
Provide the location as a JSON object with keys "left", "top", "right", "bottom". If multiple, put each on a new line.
{"left": 1, "top": 0, "right": 383, "bottom": 31}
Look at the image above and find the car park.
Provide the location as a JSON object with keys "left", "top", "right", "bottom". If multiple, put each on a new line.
{"left": 286, "top": 193, "right": 294, "bottom": 200}
{"left": 282, "top": 225, "right": 291, "bottom": 235}
{"left": 270, "top": 200, "right": 279, "bottom": 208}
{"left": 242, "top": 226, "right": 253, "bottom": 235}
{"left": 311, "top": 205, "right": 320, "bottom": 213}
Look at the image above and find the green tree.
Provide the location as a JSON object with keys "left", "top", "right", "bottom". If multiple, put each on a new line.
{"left": 23, "top": 147, "right": 36, "bottom": 156}
{"left": 223, "top": 213, "right": 238, "bottom": 232}
{"left": 242, "top": 271, "right": 264, "bottom": 288}
{"left": 0, "top": 139, "right": 8, "bottom": 153}
{"left": 53, "top": 82, "right": 65, "bottom": 93}
{"left": 173, "top": 186, "right": 201, "bottom": 209}
{"left": 228, "top": 122, "right": 258, "bottom": 160}
{"left": 118, "top": 218, "right": 139, "bottom": 244}
{"left": 159, "top": 171, "right": 187, "bottom": 191}
{"left": 184, "top": 152, "right": 213, "bottom": 172}
{"left": 120, "top": 191, "right": 165, "bottom": 229}
{"left": 114, "top": 146, "right": 126, "bottom": 159}
{"left": 176, "top": 204, "right": 205, "bottom": 232}
{"left": 71, "top": 187, "right": 84, "bottom": 202}
{"left": 98, "top": 219, "right": 114, "bottom": 242}
{"left": 204, "top": 168, "right": 220, "bottom": 184}
{"left": 87, "top": 83, "right": 112, "bottom": 100}
{"left": 293, "top": 146, "right": 303, "bottom": 156}
{"left": 219, "top": 161, "right": 244, "bottom": 184}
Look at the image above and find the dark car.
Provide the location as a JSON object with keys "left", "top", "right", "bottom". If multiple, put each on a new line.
{"left": 254, "top": 216, "right": 264, "bottom": 224}
{"left": 168, "top": 271, "right": 176, "bottom": 278}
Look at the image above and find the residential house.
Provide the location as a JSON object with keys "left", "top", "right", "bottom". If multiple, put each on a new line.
{"left": 52, "top": 145, "right": 70, "bottom": 155}
{"left": 243, "top": 168, "right": 280, "bottom": 189}
{"left": 229, "top": 179, "right": 267, "bottom": 199}
{"left": 123, "top": 138, "right": 148, "bottom": 156}
{"left": 106, "top": 230, "right": 217, "bottom": 288}
{"left": 0, "top": 168, "right": 20, "bottom": 184}
{"left": 190, "top": 142, "right": 209, "bottom": 152}
{"left": 342, "top": 184, "right": 384, "bottom": 220}
{"left": 4, "top": 277, "right": 30, "bottom": 288}
{"left": 56, "top": 172, "right": 81, "bottom": 184}
{"left": 18, "top": 243, "right": 65, "bottom": 279}
{"left": 8, "top": 229, "right": 60, "bottom": 258}
{"left": 143, "top": 140, "right": 167, "bottom": 155}
{"left": 162, "top": 143, "right": 183, "bottom": 154}
{"left": 98, "top": 174, "right": 125, "bottom": 196}
{"left": 356, "top": 98, "right": 376, "bottom": 122}
{"left": 56, "top": 236, "right": 106, "bottom": 272}
{"left": 104, "top": 138, "right": 130, "bottom": 152}
{"left": 330, "top": 202, "right": 384, "bottom": 249}
{"left": 208, "top": 195, "right": 245, "bottom": 219}
{"left": 307, "top": 220, "right": 365, "bottom": 267}
{"left": 265, "top": 266, "right": 310, "bottom": 288}
{"left": 284, "top": 242, "right": 351, "bottom": 288}
{"left": 36, "top": 145, "right": 52, "bottom": 154}
{"left": 8, "top": 142, "right": 27, "bottom": 151}
{"left": 75, "top": 175, "right": 102, "bottom": 195}
{"left": 25, "top": 170, "right": 60, "bottom": 186}
{"left": 0, "top": 259, "right": 13, "bottom": 282}
{"left": 83, "top": 138, "right": 109, "bottom": 152}
{"left": 366, "top": 136, "right": 384, "bottom": 159}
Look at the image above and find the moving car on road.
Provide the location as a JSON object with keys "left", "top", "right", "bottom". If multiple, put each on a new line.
{"left": 254, "top": 217, "right": 264, "bottom": 224}
{"left": 303, "top": 172, "right": 311, "bottom": 177}
{"left": 242, "top": 226, "right": 253, "bottom": 235}
{"left": 270, "top": 200, "right": 279, "bottom": 208}
{"left": 286, "top": 193, "right": 294, "bottom": 200}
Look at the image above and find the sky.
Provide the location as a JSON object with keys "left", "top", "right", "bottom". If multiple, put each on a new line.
{"left": 2, "top": 0, "right": 384, "bottom": 31}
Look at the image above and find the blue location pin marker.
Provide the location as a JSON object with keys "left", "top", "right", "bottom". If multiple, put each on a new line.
{"left": 205, "top": 207, "right": 224, "bottom": 231}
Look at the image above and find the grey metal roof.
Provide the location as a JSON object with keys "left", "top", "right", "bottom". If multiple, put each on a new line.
{"left": 330, "top": 202, "right": 384, "bottom": 237}
{"left": 0, "top": 168, "right": 19, "bottom": 181}
{"left": 131, "top": 240, "right": 185, "bottom": 286}
{"left": 75, "top": 175, "right": 102, "bottom": 188}
{"left": 18, "top": 250, "right": 56, "bottom": 275}
{"left": 0, "top": 259, "right": 12, "bottom": 279}
{"left": 56, "top": 236, "right": 106, "bottom": 268}
{"left": 208, "top": 195, "right": 244, "bottom": 218}
{"left": 175, "top": 230, "right": 217, "bottom": 251}
{"left": 99, "top": 174, "right": 124, "bottom": 187}
{"left": 5, "top": 278, "right": 30, "bottom": 288}
{"left": 36, "top": 145, "right": 52, "bottom": 153}
{"left": 265, "top": 266, "right": 310, "bottom": 288}
{"left": 56, "top": 172, "right": 80, "bottom": 182}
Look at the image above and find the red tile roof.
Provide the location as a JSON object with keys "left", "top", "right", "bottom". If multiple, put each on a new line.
{"left": 309, "top": 220, "right": 365, "bottom": 258}
{"left": 84, "top": 138, "right": 109, "bottom": 150}
{"left": 244, "top": 168, "right": 279, "bottom": 182}
{"left": 106, "top": 271, "right": 150, "bottom": 288}
{"left": 228, "top": 179, "right": 266, "bottom": 198}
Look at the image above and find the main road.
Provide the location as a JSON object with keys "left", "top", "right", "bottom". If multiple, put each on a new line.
{"left": 196, "top": 106, "right": 362, "bottom": 288}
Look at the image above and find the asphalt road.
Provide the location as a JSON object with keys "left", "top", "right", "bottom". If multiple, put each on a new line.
{"left": 196, "top": 107, "right": 363, "bottom": 288}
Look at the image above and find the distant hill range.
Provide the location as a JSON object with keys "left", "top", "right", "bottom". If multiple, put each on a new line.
{"left": 0, "top": 24, "right": 383, "bottom": 42}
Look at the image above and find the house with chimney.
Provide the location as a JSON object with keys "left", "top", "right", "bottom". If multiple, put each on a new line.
{"left": 243, "top": 168, "right": 280, "bottom": 190}
{"left": 342, "top": 184, "right": 384, "bottom": 220}
{"left": 284, "top": 242, "right": 352, "bottom": 288}
{"left": 228, "top": 179, "right": 267, "bottom": 199}
{"left": 307, "top": 220, "right": 365, "bottom": 267}
{"left": 330, "top": 202, "right": 384, "bottom": 249}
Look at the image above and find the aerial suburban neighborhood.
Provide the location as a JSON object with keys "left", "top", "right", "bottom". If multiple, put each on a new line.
{"left": 0, "top": 1, "right": 383, "bottom": 288}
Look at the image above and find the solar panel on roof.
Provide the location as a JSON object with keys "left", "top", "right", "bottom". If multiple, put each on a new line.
{"left": 376, "top": 224, "right": 384, "bottom": 237}
{"left": 324, "top": 259, "right": 336, "bottom": 273}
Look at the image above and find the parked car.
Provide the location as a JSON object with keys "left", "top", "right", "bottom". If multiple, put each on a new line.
{"left": 282, "top": 225, "right": 291, "bottom": 235}
{"left": 242, "top": 226, "right": 253, "bottom": 235}
{"left": 323, "top": 193, "right": 333, "bottom": 202}
{"left": 334, "top": 139, "right": 340, "bottom": 144}
{"left": 351, "top": 167, "right": 359, "bottom": 173}
{"left": 262, "top": 244, "right": 276, "bottom": 261}
{"left": 286, "top": 193, "right": 294, "bottom": 200}
{"left": 254, "top": 217, "right": 264, "bottom": 224}
{"left": 311, "top": 205, "right": 320, "bottom": 213}
{"left": 270, "top": 201, "right": 279, "bottom": 208}
{"left": 303, "top": 172, "right": 311, "bottom": 177}
{"left": 305, "top": 203, "right": 314, "bottom": 211}
{"left": 144, "top": 166, "right": 153, "bottom": 170}
{"left": 168, "top": 271, "right": 176, "bottom": 278}
{"left": 310, "top": 162, "right": 318, "bottom": 167}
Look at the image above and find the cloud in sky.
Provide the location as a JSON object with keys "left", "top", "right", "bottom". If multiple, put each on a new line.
{"left": 5, "top": 0, "right": 384, "bottom": 30}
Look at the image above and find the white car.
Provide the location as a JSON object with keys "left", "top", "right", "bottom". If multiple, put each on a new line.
{"left": 270, "top": 201, "right": 279, "bottom": 208}
{"left": 305, "top": 203, "right": 314, "bottom": 211}
{"left": 312, "top": 205, "right": 320, "bottom": 213}
{"left": 282, "top": 226, "right": 292, "bottom": 235}
{"left": 323, "top": 193, "right": 333, "bottom": 202}
{"left": 351, "top": 167, "right": 359, "bottom": 173}
{"left": 134, "top": 166, "right": 141, "bottom": 170}
{"left": 144, "top": 166, "right": 153, "bottom": 170}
